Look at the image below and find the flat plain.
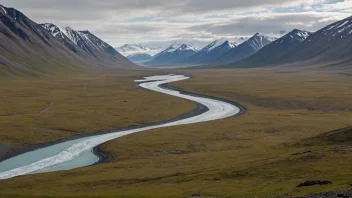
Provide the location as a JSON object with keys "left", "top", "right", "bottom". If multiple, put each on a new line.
{"left": 0, "top": 69, "right": 351, "bottom": 198}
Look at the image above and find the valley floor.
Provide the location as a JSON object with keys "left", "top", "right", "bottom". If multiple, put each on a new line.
{"left": 0, "top": 69, "right": 351, "bottom": 198}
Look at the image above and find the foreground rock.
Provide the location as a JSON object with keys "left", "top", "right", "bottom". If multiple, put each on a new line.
{"left": 297, "top": 180, "right": 332, "bottom": 187}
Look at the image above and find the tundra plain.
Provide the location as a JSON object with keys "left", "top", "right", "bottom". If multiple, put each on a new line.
{"left": 0, "top": 69, "right": 351, "bottom": 198}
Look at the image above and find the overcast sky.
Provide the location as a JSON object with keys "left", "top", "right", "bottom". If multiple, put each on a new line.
{"left": 2, "top": 0, "right": 352, "bottom": 48}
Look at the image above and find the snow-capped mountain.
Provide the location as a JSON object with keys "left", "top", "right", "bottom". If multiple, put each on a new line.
{"left": 278, "top": 16, "right": 352, "bottom": 68}
{"left": 176, "top": 44, "right": 199, "bottom": 52}
{"left": 182, "top": 39, "right": 237, "bottom": 65}
{"left": 146, "top": 43, "right": 198, "bottom": 66}
{"left": 0, "top": 4, "right": 99, "bottom": 75}
{"left": 218, "top": 33, "right": 277, "bottom": 64}
{"left": 199, "top": 39, "right": 228, "bottom": 53}
{"left": 64, "top": 27, "right": 117, "bottom": 57}
{"left": 230, "top": 29, "right": 313, "bottom": 67}
{"left": 272, "top": 29, "right": 311, "bottom": 45}
{"left": 159, "top": 42, "right": 183, "bottom": 53}
{"left": 40, "top": 23, "right": 135, "bottom": 68}
{"left": 115, "top": 44, "right": 159, "bottom": 56}
{"left": 115, "top": 44, "right": 161, "bottom": 63}
{"left": 40, "top": 23, "right": 83, "bottom": 54}
{"left": 40, "top": 23, "right": 68, "bottom": 39}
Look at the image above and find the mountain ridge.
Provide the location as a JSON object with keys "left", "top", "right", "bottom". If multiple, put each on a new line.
{"left": 228, "top": 29, "right": 313, "bottom": 68}
{"left": 181, "top": 39, "right": 237, "bottom": 65}
{"left": 217, "top": 33, "right": 278, "bottom": 64}
{"left": 145, "top": 43, "right": 198, "bottom": 66}
{"left": 40, "top": 23, "right": 137, "bottom": 69}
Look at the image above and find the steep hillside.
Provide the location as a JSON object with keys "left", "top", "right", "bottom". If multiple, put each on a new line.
{"left": 0, "top": 5, "right": 90, "bottom": 76}
{"left": 0, "top": 4, "right": 137, "bottom": 77}
{"left": 40, "top": 23, "right": 87, "bottom": 55}
{"left": 63, "top": 27, "right": 136, "bottom": 68}
{"left": 279, "top": 16, "right": 352, "bottom": 69}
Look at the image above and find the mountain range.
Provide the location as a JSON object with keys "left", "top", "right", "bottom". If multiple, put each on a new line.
{"left": 181, "top": 39, "right": 237, "bottom": 65}
{"left": 136, "top": 31, "right": 287, "bottom": 67}
{"left": 230, "top": 29, "right": 313, "bottom": 67}
{"left": 226, "top": 16, "right": 352, "bottom": 70}
{"left": 217, "top": 33, "right": 277, "bottom": 64}
{"left": 0, "top": 4, "right": 136, "bottom": 76}
{"left": 1, "top": 3, "right": 352, "bottom": 74}
{"left": 145, "top": 43, "right": 199, "bottom": 66}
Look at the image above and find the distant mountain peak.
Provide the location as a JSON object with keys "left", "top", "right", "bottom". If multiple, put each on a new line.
{"left": 161, "top": 42, "right": 183, "bottom": 53}
{"left": 250, "top": 33, "right": 275, "bottom": 41}
{"left": 276, "top": 29, "right": 312, "bottom": 42}
{"left": 65, "top": 26, "right": 74, "bottom": 32}
{"left": 200, "top": 38, "right": 227, "bottom": 53}
{"left": 252, "top": 30, "right": 288, "bottom": 39}
{"left": 115, "top": 43, "right": 159, "bottom": 57}
{"left": 252, "top": 33, "right": 273, "bottom": 39}
{"left": 169, "top": 42, "right": 182, "bottom": 48}
{"left": 146, "top": 43, "right": 198, "bottom": 66}
{"left": 218, "top": 32, "right": 277, "bottom": 63}
{"left": 223, "top": 40, "right": 237, "bottom": 48}
{"left": 176, "top": 44, "right": 198, "bottom": 52}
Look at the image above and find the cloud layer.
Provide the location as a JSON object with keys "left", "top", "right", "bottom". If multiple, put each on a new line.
{"left": 1, "top": 0, "right": 352, "bottom": 47}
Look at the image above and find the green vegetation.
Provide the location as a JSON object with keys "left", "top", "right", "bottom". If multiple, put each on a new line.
{"left": 0, "top": 69, "right": 351, "bottom": 198}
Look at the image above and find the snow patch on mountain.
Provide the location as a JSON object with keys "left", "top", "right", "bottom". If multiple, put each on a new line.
{"left": 250, "top": 33, "right": 277, "bottom": 50}
{"left": 0, "top": 5, "right": 7, "bottom": 14}
{"left": 200, "top": 39, "right": 227, "bottom": 53}
{"left": 163, "top": 42, "right": 183, "bottom": 53}
{"left": 322, "top": 17, "right": 352, "bottom": 37}
{"left": 176, "top": 44, "right": 199, "bottom": 52}
{"left": 273, "top": 29, "right": 312, "bottom": 45}
{"left": 41, "top": 23, "right": 68, "bottom": 40}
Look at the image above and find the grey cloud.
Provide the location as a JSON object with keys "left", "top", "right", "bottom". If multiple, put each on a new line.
{"left": 1, "top": 0, "right": 302, "bottom": 23}
{"left": 188, "top": 13, "right": 350, "bottom": 36}
{"left": 1, "top": 0, "right": 350, "bottom": 47}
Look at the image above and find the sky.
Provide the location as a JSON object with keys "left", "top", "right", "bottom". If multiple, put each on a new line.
{"left": 1, "top": 0, "right": 352, "bottom": 48}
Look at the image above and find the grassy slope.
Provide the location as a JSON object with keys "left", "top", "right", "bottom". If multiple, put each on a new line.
{"left": 0, "top": 69, "right": 351, "bottom": 198}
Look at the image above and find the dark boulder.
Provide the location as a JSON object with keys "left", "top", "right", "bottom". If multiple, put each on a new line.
{"left": 297, "top": 180, "right": 332, "bottom": 187}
